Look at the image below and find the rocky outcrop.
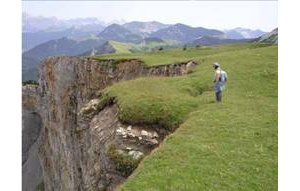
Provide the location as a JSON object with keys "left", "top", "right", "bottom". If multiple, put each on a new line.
{"left": 28, "top": 56, "right": 198, "bottom": 191}
{"left": 22, "top": 85, "right": 43, "bottom": 191}
{"left": 73, "top": 102, "right": 167, "bottom": 190}
{"left": 142, "top": 60, "right": 197, "bottom": 76}
{"left": 254, "top": 28, "right": 278, "bottom": 44}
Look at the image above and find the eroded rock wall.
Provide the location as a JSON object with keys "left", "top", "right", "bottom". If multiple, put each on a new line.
{"left": 22, "top": 85, "right": 43, "bottom": 191}
{"left": 36, "top": 56, "right": 197, "bottom": 191}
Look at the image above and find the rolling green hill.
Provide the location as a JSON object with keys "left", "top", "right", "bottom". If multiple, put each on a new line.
{"left": 95, "top": 43, "right": 271, "bottom": 66}
{"left": 130, "top": 39, "right": 180, "bottom": 53}
{"left": 108, "top": 39, "right": 180, "bottom": 54}
{"left": 98, "top": 43, "right": 277, "bottom": 190}
{"left": 109, "top": 41, "right": 135, "bottom": 54}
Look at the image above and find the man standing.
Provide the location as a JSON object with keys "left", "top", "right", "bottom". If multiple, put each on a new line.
{"left": 213, "top": 62, "right": 227, "bottom": 103}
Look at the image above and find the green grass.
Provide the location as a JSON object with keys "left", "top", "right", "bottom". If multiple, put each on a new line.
{"left": 107, "top": 77, "right": 202, "bottom": 130}
{"left": 107, "top": 145, "right": 143, "bottom": 177}
{"left": 95, "top": 43, "right": 271, "bottom": 67}
{"left": 109, "top": 40, "right": 135, "bottom": 54}
{"left": 130, "top": 39, "right": 180, "bottom": 53}
{"left": 102, "top": 43, "right": 277, "bottom": 190}
{"left": 108, "top": 40, "right": 180, "bottom": 55}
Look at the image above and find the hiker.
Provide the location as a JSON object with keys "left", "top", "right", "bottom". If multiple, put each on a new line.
{"left": 213, "top": 62, "right": 227, "bottom": 103}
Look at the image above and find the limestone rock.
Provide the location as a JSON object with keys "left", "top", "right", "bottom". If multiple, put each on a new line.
{"left": 22, "top": 85, "right": 43, "bottom": 191}
{"left": 128, "top": 132, "right": 136, "bottom": 138}
{"left": 128, "top": 150, "right": 144, "bottom": 160}
{"left": 116, "top": 127, "right": 126, "bottom": 136}
{"left": 186, "top": 61, "right": 197, "bottom": 74}
{"left": 34, "top": 56, "right": 192, "bottom": 191}
{"left": 148, "top": 139, "right": 159, "bottom": 145}
{"left": 80, "top": 99, "right": 101, "bottom": 115}
{"left": 152, "top": 132, "right": 159, "bottom": 138}
{"left": 141, "top": 130, "right": 148, "bottom": 137}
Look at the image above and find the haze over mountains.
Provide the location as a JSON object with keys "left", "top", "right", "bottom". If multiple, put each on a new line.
{"left": 22, "top": 13, "right": 276, "bottom": 81}
{"left": 122, "top": 21, "right": 170, "bottom": 34}
{"left": 22, "top": 13, "right": 106, "bottom": 33}
{"left": 255, "top": 28, "right": 278, "bottom": 44}
{"left": 224, "top": 28, "right": 265, "bottom": 39}
{"left": 150, "top": 23, "right": 224, "bottom": 42}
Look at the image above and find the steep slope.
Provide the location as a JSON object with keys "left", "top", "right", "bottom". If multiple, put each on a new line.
{"left": 98, "top": 24, "right": 144, "bottom": 43}
{"left": 36, "top": 57, "right": 196, "bottom": 191}
{"left": 22, "top": 27, "right": 105, "bottom": 52}
{"left": 255, "top": 28, "right": 278, "bottom": 44}
{"left": 150, "top": 23, "right": 224, "bottom": 43}
{"left": 122, "top": 21, "right": 169, "bottom": 34}
{"left": 80, "top": 41, "right": 116, "bottom": 56}
{"left": 23, "top": 28, "right": 75, "bottom": 52}
{"left": 22, "top": 37, "right": 106, "bottom": 81}
{"left": 22, "top": 85, "right": 43, "bottom": 191}
{"left": 143, "top": 37, "right": 164, "bottom": 43}
{"left": 23, "top": 37, "right": 105, "bottom": 59}
{"left": 81, "top": 40, "right": 137, "bottom": 56}
{"left": 109, "top": 41, "right": 135, "bottom": 54}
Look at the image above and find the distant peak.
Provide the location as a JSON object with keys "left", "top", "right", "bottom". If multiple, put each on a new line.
{"left": 107, "top": 23, "right": 122, "bottom": 28}
{"left": 174, "top": 23, "right": 186, "bottom": 26}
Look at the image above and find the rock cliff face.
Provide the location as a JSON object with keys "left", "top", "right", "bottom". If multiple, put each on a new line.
{"left": 24, "top": 56, "right": 197, "bottom": 191}
{"left": 22, "top": 85, "right": 43, "bottom": 191}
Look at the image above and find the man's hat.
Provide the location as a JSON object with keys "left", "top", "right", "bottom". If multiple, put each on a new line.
{"left": 213, "top": 62, "right": 220, "bottom": 68}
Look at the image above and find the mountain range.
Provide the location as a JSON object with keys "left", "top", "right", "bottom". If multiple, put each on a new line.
{"left": 150, "top": 23, "right": 225, "bottom": 43}
{"left": 23, "top": 14, "right": 268, "bottom": 51}
{"left": 224, "top": 27, "right": 266, "bottom": 39}
{"left": 22, "top": 13, "right": 106, "bottom": 33}
{"left": 22, "top": 37, "right": 106, "bottom": 81}
{"left": 98, "top": 24, "right": 143, "bottom": 44}
{"left": 23, "top": 13, "right": 106, "bottom": 51}
{"left": 23, "top": 27, "right": 106, "bottom": 52}
{"left": 122, "top": 21, "right": 169, "bottom": 34}
{"left": 22, "top": 13, "right": 275, "bottom": 81}
{"left": 254, "top": 28, "right": 278, "bottom": 44}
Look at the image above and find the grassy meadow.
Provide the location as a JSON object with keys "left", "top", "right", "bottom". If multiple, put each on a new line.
{"left": 99, "top": 43, "right": 277, "bottom": 190}
{"left": 106, "top": 40, "right": 180, "bottom": 55}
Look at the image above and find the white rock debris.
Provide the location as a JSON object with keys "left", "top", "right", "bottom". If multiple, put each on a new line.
{"left": 128, "top": 150, "right": 144, "bottom": 160}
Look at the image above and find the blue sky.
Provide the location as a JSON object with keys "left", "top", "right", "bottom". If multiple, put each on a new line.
{"left": 23, "top": 1, "right": 277, "bottom": 31}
